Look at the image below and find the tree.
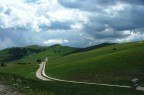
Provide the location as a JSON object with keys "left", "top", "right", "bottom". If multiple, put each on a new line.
{"left": 1, "top": 63, "right": 6, "bottom": 67}
{"left": 36, "top": 59, "right": 41, "bottom": 63}
{"left": 58, "top": 50, "right": 61, "bottom": 53}
{"left": 53, "top": 50, "right": 56, "bottom": 53}
{"left": 112, "top": 48, "right": 117, "bottom": 50}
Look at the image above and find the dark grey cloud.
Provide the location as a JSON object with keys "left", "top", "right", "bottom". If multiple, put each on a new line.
{"left": 58, "top": 0, "right": 144, "bottom": 30}
{"left": 40, "top": 21, "right": 72, "bottom": 31}
{"left": 58, "top": 0, "right": 144, "bottom": 11}
{"left": 0, "top": 27, "right": 90, "bottom": 49}
{"left": 0, "top": 28, "right": 32, "bottom": 47}
{"left": 122, "top": 0, "right": 144, "bottom": 5}
{"left": 76, "top": 1, "right": 144, "bottom": 39}
{"left": 58, "top": 0, "right": 102, "bottom": 11}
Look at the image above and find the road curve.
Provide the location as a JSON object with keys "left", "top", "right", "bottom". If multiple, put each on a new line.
{"left": 37, "top": 59, "right": 132, "bottom": 88}
{"left": 36, "top": 62, "right": 50, "bottom": 81}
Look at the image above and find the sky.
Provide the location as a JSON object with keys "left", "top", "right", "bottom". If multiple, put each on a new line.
{"left": 0, "top": 0, "right": 144, "bottom": 50}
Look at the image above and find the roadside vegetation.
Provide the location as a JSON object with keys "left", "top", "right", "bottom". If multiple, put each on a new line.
{"left": 0, "top": 72, "right": 143, "bottom": 95}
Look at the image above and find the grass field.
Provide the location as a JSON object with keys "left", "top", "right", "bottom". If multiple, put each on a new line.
{"left": 45, "top": 41, "right": 144, "bottom": 85}
{"left": 0, "top": 72, "right": 143, "bottom": 95}
{"left": 0, "top": 41, "right": 144, "bottom": 95}
{"left": 0, "top": 44, "right": 77, "bottom": 79}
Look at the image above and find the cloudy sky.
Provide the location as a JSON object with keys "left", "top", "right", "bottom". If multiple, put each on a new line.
{"left": 0, "top": 0, "right": 144, "bottom": 49}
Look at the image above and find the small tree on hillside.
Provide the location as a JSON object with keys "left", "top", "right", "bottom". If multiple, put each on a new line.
{"left": 53, "top": 50, "right": 56, "bottom": 53}
{"left": 1, "top": 63, "right": 6, "bottom": 67}
{"left": 58, "top": 50, "right": 61, "bottom": 53}
{"left": 36, "top": 59, "right": 41, "bottom": 63}
{"left": 113, "top": 48, "right": 117, "bottom": 50}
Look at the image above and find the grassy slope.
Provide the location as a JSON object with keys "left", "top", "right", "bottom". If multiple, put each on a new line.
{"left": 0, "top": 45, "right": 46, "bottom": 63}
{"left": 64, "top": 43, "right": 115, "bottom": 55}
{"left": 0, "top": 72, "right": 143, "bottom": 95}
{"left": 45, "top": 41, "right": 144, "bottom": 85}
{"left": 18, "top": 44, "right": 78, "bottom": 63}
{"left": 0, "top": 44, "right": 78, "bottom": 79}
{"left": 0, "top": 42, "right": 144, "bottom": 95}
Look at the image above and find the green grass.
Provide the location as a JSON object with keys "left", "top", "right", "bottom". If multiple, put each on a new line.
{"left": 0, "top": 44, "right": 78, "bottom": 63}
{"left": 45, "top": 41, "right": 144, "bottom": 85}
{"left": 0, "top": 46, "right": 45, "bottom": 63}
{"left": 0, "top": 44, "right": 78, "bottom": 79}
{"left": 0, "top": 72, "right": 143, "bottom": 95}
{"left": 17, "top": 44, "right": 78, "bottom": 63}
{"left": 0, "top": 62, "right": 38, "bottom": 79}
{"left": 0, "top": 41, "right": 144, "bottom": 95}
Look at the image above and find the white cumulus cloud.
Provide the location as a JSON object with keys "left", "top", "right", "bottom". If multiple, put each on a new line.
{"left": 43, "top": 39, "right": 69, "bottom": 45}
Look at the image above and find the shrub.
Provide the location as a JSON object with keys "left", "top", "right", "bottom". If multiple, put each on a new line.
{"left": 36, "top": 59, "right": 41, "bottom": 62}
{"left": 28, "top": 63, "right": 31, "bottom": 64}
{"left": 113, "top": 48, "right": 117, "bottom": 50}
{"left": 18, "top": 62, "right": 22, "bottom": 64}
{"left": 22, "top": 63, "right": 26, "bottom": 65}
{"left": 1, "top": 63, "right": 6, "bottom": 67}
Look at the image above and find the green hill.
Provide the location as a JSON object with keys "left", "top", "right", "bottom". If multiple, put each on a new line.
{"left": 0, "top": 44, "right": 78, "bottom": 79}
{"left": 1, "top": 41, "right": 144, "bottom": 85}
{"left": 0, "top": 44, "right": 78, "bottom": 63}
{"left": 45, "top": 41, "right": 144, "bottom": 85}
{"left": 18, "top": 44, "right": 78, "bottom": 63}
{"left": 64, "top": 43, "right": 115, "bottom": 55}
{"left": 25, "top": 45, "right": 46, "bottom": 49}
{"left": 0, "top": 46, "right": 45, "bottom": 63}
{"left": 0, "top": 42, "right": 143, "bottom": 95}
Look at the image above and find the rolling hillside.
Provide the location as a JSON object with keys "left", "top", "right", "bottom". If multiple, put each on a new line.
{"left": 18, "top": 44, "right": 79, "bottom": 63}
{"left": 0, "top": 42, "right": 143, "bottom": 95}
{"left": 0, "top": 44, "right": 78, "bottom": 79}
{"left": 45, "top": 41, "right": 144, "bottom": 85}
{"left": 64, "top": 43, "right": 115, "bottom": 55}
{"left": 1, "top": 41, "right": 144, "bottom": 85}
{"left": 0, "top": 46, "right": 46, "bottom": 63}
{"left": 0, "top": 44, "right": 78, "bottom": 63}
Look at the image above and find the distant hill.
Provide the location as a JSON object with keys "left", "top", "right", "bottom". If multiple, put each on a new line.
{"left": 64, "top": 43, "right": 115, "bottom": 55}
{"left": 0, "top": 46, "right": 46, "bottom": 62}
{"left": 25, "top": 45, "right": 46, "bottom": 49}
{"left": 0, "top": 44, "right": 79, "bottom": 63}
{"left": 18, "top": 44, "right": 79, "bottom": 63}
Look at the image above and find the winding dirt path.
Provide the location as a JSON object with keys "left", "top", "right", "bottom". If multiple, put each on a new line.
{"left": 36, "top": 59, "right": 130, "bottom": 88}
{"left": 36, "top": 58, "right": 144, "bottom": 91}
{"left": 36, "top": 61, "right": 50, "bottom": 81}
